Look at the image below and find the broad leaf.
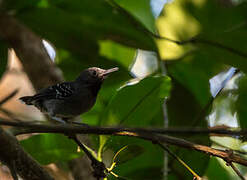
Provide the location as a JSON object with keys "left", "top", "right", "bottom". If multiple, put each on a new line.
{"left": 157, "top": 0, "right": 247, "bottom": 72}
{"left": 16, "top": 0, "right": 156, "bottom": 52}
{"left": 114, "top": 0, "right": 156, "bottom": 34}
{"left": 105, "top": 137, "right": 163, "bottom": 180}
{"left": 20, "top": 134, "right": 82, "bottom": 165}
{"left": 167, "top": 80, "right": 210, "bottom": 179}
{"left": 98, "top": 76, "right": 170, "bottom": 179}
{"left": 157, "top": 0, "right": 245, "bottom": 106}
{"left": 100, "top": 76, "right": 171, "bottom": 126}
{"left": 99, "top": 40, "right": 136, "bottom": 68}
{"left": 99, "top": 76, "right": 171, "bottom": 156}
{"left": 205, "top": 157, "right": 232, "bottom": 180}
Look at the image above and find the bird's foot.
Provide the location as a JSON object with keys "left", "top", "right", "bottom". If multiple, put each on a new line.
{"left": 51, "top": 117, "right": 66, "bottom": 124}
{"left": 70, "top": 121, "right": 90, "bottom": 127}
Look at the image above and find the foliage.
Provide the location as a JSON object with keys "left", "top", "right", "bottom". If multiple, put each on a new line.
{"left": 0, "top": 0, "right": 247, "bottom": 179}
{"left": 20, "top": 134, "right": 82, "bottom": 165}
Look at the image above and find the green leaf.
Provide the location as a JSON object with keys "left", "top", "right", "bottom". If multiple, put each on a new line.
{"left": 98, "top": 76, "right": 170, "bottom": 179}
{"left": 99, "top": 40, "right": 136, "bottom": 68}
{"left": 16, "top": 0, "right": 156, "bottom": 52}
{"left": 100, "top": 76, "right": 171, "bottom": 126}
{"left": 99, "top": 75, "right": 171, "bottom": 159}
{"left": 236, "top": 76, "right": 247, "bottom": 128}
{"left": 157, "top": 0, "right": 247, "bottom": 72}
{"left": 112, "top": 145, "right": 144, "bottom": 165}
{"left": 20, "top": 134, "right": 82, "bottom": 165}
{"left": 1, "top": 0, "right": 40, "bottom": 12}
{"left": 167, "top": 52, "right": 224, "bottom": 106}
{"left": 157, "top": 0, "right": 245, "bottom": 106}
{"left": 113, "top": 0, "right": 156, "bottom": 34}
{"left": 119, "top": 166, "right": 163, "bottom": 180}
{"left": 105, "top": 137, "right": 163, "bottom": 180}
{"left": 167, "top": 80, "right": 210, "bottom": 179}
{"left": 205, "top": 157, "right": 232, "bottom": 180}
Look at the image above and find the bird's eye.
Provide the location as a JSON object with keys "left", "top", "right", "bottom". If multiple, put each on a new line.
{"left": 92, "top": 71, "right": 97, "bottom": 76}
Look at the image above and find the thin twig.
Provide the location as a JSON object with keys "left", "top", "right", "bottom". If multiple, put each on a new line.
{"left": 228, "top": 162, "right": 245, "bottom": 180}
{"left": 212, "top": 141, "right": 247, "bottom": 156}
{"left": 158, "top": 143, "right": 201, "bottom": 180}
{"left": 160, "top": 147, "right": 197, "bottom": 178}
{"left": 156, "top": 33, "right": 247, "bottom": 59}
{"left": 192, "top": 38, "right": 247, "bottom": 58}
{"left": 68, "top": 134, "right": 106, "bottom": 179}
{"left": 0, "top": 127, "right": 54, "bottom": 180}
{"left": 0, "top": 107, "right": 21, "bottom": 122}
{"left": 0, "top": 89, "right": 21, "bottom": 121}
{"left": 0, "top": 14, "right": 63, "bottom": 91}
{"left": 0, "top": 89, "right": 19, "bottom": 106}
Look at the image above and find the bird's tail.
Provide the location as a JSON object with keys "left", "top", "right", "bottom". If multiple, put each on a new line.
{"left": 19, "top": 96, "right": 35, "bottom": 105}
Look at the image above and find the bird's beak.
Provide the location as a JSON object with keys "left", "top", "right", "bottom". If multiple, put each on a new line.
{"left": 102, "top": 67, "right": 119, "bottom": 77}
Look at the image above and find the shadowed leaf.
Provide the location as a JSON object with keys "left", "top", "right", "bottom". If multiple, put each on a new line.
{"left": 20, "top": 134, "right": 83, "bottom": 165}
{"left": 113, "top": 145, "right": 144, "bottom": 165}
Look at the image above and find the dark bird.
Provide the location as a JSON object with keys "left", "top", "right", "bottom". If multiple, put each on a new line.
{"left": 19, "top": 67, "right": 118, "bottom": 123}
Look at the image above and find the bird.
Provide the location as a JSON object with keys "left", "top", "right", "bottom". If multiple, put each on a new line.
{"left": 19, "top": 67, "right": 118, "bottom": 123}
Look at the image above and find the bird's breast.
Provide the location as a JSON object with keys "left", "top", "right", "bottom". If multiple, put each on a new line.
{"left": 44, "top": 90, "right": 97, "bottom": 118}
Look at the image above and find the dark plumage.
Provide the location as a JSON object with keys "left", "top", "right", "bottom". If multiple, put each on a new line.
{"left": 19, "top": 67, "right": 118, "bottom": 122}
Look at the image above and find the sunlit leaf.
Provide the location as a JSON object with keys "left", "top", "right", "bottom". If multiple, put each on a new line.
{"left": 99, "top": 40, "right": 136, "bottom": 68}
{"left": 205, "top": 157, "right": 232, "bottom": 180}
{"left": 156, "top": 0, "right": 200, "bottom": 60}
{"left": 114, "top": 0, "right": 156, "bottom": 33}
{"left": 157, "top": 0, "right": 238, "bottom": 106}
{"left": 157, "top": 0, "right": 247, "bottom": 72}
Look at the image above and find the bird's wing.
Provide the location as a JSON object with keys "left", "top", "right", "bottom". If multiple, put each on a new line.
{"left": 32, "top": 82, "right": 75, "bottom": 101}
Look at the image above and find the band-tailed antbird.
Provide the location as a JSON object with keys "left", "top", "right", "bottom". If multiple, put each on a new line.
{"left": 19, "top": 67, "right": 118, "bottom": 123}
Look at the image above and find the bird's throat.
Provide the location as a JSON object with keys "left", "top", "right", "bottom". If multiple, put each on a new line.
{"left": 89, "top": 81, "right": 102, "bottom": 96}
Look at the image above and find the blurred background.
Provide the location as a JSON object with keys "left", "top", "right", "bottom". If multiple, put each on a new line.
{"left": 0, "top": 0, "right": 247, "bottom": 179}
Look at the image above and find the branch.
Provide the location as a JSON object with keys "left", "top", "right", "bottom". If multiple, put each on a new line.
{"left": 0, "top": 89, "right": 18, "bottom": 106}
{"left": 155, "top": 35, "right": 247, "bottom": 59}
{"left": 228, "top": 162, "right": 245, "bottom": 180}
{"left": 117, "top": 12, "right": 247, "bottom": 60}
{"left": 0, "top": 89, "right": 21, "bottom": 121}
{"left": 0, "top": 127, "right": 54, "bottom": 180}
{"left": 1, "top": 120, "right": 247, "bottom": 167}
{"left": 68, "top": 134, "right": 106, "bottom": 179}
{"left": 190, "top": 38, "right": 247, "bottom": 59}
{"left": 158, "top": 143, "right": 201, "bottom": 180}
{"left": 1, "top": 120, "right": 247, "bottom": 136}
{"left": 0, "top": 13, "right": 63, "bottom": 90}
{"left": 0, "top": 91, "right": 53, "bottom": 180}
{"left": 0, "top": 13, "right": 95, "bottom": 179}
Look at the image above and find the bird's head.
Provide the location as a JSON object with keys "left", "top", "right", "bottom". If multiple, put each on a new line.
{"left": 77, "top": 67, "right": 119, "bottom": 84}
